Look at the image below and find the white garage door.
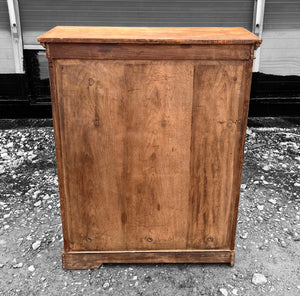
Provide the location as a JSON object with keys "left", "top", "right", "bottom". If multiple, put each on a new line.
{"left": 19, "top": 0, "right": 254, "bottom": 45}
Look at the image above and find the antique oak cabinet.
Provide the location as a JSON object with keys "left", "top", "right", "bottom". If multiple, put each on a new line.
{"left": 38, "top": 27, "right": 261, "bottom": 269}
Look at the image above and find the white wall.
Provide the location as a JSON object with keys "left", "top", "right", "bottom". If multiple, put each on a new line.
{"left": 3, "top": 0, "right": 300, "bottom": 76}
{"left": 0, "top": 0, "right": 15, "bottom": 73}
{"left": 260, "top": 0, "right": 300, "bottom": 75}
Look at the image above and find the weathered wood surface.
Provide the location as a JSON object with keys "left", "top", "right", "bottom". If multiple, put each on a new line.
{"left": 46, "top": 43, "right": 252, "bottom": 60}
{"left": 187, "top": 61, "right": 249, "bottom": 250}
{"left": 62, "top": 250, "right": 234, "bottom": 270}
{"left": 40, "top": 27, "right": 261, "bottom": 269}
{"left": 55, "top": 60, "right": 193, "bottom": 252}
{"left": 38, "top": 26, "right": 261, "bottom": 46}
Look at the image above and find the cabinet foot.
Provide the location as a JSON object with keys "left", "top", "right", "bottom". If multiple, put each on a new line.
{"left": 230, "top": 250, "right": 235, "bottom": 267}
{"left": 62, "top": 251, "right": 103, "bottom": 270}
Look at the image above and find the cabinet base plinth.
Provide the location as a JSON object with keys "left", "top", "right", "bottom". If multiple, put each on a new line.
{"left": 62, "top": 250, "right": 235, "bottom": 270}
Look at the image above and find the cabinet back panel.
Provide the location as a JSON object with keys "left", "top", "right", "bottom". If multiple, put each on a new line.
{"left": 54, "top": 59, "right": 248, "bottom": 251}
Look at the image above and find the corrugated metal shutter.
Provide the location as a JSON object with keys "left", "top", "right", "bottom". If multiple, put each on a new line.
{"left": 19, "top": 0, "right": 254, "bottom": 45}
{"left": 0, "top": 0, "right": 15, "bottom": 73}
{"left": 260, "top": 0, "right": 300, "bottom": 75}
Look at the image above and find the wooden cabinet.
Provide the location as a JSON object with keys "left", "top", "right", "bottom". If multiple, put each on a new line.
{"left": 38, "top": 27, "right": 261, "bottom": 269}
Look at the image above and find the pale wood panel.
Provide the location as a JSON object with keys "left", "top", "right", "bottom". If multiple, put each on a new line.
{"left": 121, "top": 61, "right": 193, "bottom": 250}
{"left": 38, "top": 26, "right": 260, "bottom": 45}
{"left": 55, "top": 59, "right": 193, "bottom": 251}
{"left": 56, "top": 59, "right": 128, "bottom": 251}
{"left": 187, "top": 61, "right": 246, "bottom": 250}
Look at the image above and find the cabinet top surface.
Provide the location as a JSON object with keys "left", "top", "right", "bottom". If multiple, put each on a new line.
{"left": 38, "top": 26, "right": 261, "bottom": 46}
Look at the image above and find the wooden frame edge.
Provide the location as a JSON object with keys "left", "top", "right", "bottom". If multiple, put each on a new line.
{"left": 48, "top": 58, "right": 71, "bottom": 251}
{"left": 230, "top": 59, "right": 254, "bottom": 252}
{"left": 62, "top": 250, "right": 234, "bottom": 270}
{"left": 47, "top": 43, "right": 254, "bottom": 61}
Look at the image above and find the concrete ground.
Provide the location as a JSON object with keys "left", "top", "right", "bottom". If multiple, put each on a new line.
{"left": 0, "top": 119, "right": 299, "bottom": 296}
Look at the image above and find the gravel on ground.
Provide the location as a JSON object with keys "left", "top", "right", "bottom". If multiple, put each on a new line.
{"left": 0, "top": 122, "right": 299, "bottom": 296}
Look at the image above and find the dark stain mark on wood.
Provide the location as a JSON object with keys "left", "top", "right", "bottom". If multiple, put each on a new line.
{"left": 121, "top": 212, "right": 127, "bottom": 224}
{"left": 180, "top": 44, "right": 192, "bottom": 48}
{"left": 88, "top": 78, "right": 94, "bottom": 86}
{"left": 94, "top": 116, "right": 100, "bottom": 127}
{"left": 97, "top": 45, "right": 114, "bottom": 53}
{"left": 161, "top": 119, "right": 167, "bottom": 127}
{"left": 150, "top": 152, "right": 156, "bottom": 161}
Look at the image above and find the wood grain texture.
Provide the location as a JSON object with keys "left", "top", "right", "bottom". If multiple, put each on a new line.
{"left": 62, "top": 250, "right": 233, "bottom": 270}
{"left": 47, "top": 43, "right": 252, "bottom": 60}
{"left": 41, "top": 27, "right": 259, "bottom": 269}
{"left": 187, "top": 61, "right": 247, "bottom": 250}
{"left": 48, "top": 60, "right": 70, "bottom": 251}
{"left": 230, "top": 60, "right": 254, "bottom": 250}
{"left": 55, "top": 60, "right": 193, "bottom": 251}
{"left": 38, "top": 26, "right": 261, "bottom": 46}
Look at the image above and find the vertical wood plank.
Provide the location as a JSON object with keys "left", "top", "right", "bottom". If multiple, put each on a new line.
{"left": 50, "top": 58, "right": 72, "bottom": 252}
{"left": 122, "top": 61, "right": 193, "bottom": 250}
{"left": 230, "top": 59, "right": 254, "bottom": 250}
{"left": 187, "top": 61, "right": 246, "bottom": 250}
{"left": 56, "top": 60, "right": 128, "bottom": 251}
{"left": 55, "top": 60, "right": 193, "bottom": 251}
